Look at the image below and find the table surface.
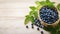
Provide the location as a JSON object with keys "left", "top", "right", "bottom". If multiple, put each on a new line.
{"left": 0, "top": 0, "right": 60, "bottom": 34}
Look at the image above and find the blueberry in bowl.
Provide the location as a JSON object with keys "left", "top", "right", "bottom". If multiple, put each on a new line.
{"left": 38, "top": 6, "right": 59, "bottom": 26}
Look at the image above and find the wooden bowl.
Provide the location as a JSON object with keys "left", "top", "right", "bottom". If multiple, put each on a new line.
{"left": 38, "top": 6, "right": 60, "bottom": 27}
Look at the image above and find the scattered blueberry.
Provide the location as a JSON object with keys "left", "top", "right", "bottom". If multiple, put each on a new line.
{"left": 37, "top": 28, "right": 40, "bottom": 31}
{"left": 26, "top": 25, "right": 29, "bottom": 28}
{"left": 41, "top": 31, "right": 44, "bottom": 34}
{"left": 31, "top": 24, "right": 34, "bottom": 29}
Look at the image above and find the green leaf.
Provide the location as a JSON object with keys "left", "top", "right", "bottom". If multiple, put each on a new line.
{"left": 30, "top": 6, "right": 36, "bottom": 11}
{"left": 24, "top": 15, "right": 35, "bottom": 25}
{"left": 29, "top": 11, "right": 34, "bottom": 15}
{"left": 33, "top": 11, "right": 38, "bottom": 18}
{"left": 57, "top": 4, "right": 60, "bottom": 11}
{"left": 39, "top": 1, "right": 45, "bottom": 5}
{"left": 24, "top": 15, "right": 30, "bottom": 25}
{"left": 39, "top": 0, "right": 55, "bottom": 8}
{"left": 35, "top": 1, "right": 41, "bottom": 5}
{"left": 30, "top": 16, "right": 35, "bottom": 24}
{"left": 29, "top": 11, "right": 38, "bottom": 18}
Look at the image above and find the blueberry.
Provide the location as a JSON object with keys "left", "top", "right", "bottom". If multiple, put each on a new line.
{"left": 26, "top": 26, "right": 29, "bottom": 28}
{"left": 34, "top": 18, "right": 38, "bottom": 23}
{"left": 34, "top": 18, "right": 43, "bottom": 28}
{"left": 39, "top": 25, "right": 44, "bottom": 28}
{"left": 34, "top": 18, "right": 40, "bottom": 24}
{"left": 37, "top": 28, "right": 40, "bottom": 31}
{"left": 41, "top": 31, "right": 44, "bottom": 34}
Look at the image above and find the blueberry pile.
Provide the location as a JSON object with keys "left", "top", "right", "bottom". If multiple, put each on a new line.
{"left": 39, "top": 6, "right": 59, "bottom": 24}
{"left": 34, "top": 18, "right": 41, "bottom": 26}
{"left": 34, "top": 18, "right": 44, "bottom": 28}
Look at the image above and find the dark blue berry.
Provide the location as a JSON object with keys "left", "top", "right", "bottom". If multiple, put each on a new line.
{"left": 34, "top": 18, "right": 41, "bottom": 24}
{"left": 37, "top": 28, "right": 40, "bottom": 31}
{"left": 26, "top": 26, "right": 29, "bottom": 28}
{"left": 40, "top": 25, "right": 44, "bottom": 28}
{"left": 41, "top": 31, "right": 44, "bottom": 34}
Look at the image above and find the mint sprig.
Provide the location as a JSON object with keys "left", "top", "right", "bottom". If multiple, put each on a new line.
{"left": 24, "top": 15, "right": 35, "bottom": 25}
{"left": 29, "top": 6, "right": 36, "bottom": 11}
{"left": 24, "top": 15, "right": 30, "bottom": 25}
{"left": 24, "top": 6, "right": 38, "bottom": 25}
{"left": 35, "top": 0, "right": 55, "bottom": 8}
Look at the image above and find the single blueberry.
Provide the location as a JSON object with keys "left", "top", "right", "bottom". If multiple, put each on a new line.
{"left": 41, "top": 31, "right": 44, "bottom": 34}
{"left": 37, "top": 28, "right": 40, "bottom": 31}
{"left": 26, "top": 26, "right": 29, "bottom": 28}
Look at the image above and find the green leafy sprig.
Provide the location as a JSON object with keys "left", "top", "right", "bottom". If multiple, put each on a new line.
{"left": 35, "top": 0, "right": 55, "bottom": 8}
{"left": 24, "top": 6, "right": 38, "bottom": 25}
